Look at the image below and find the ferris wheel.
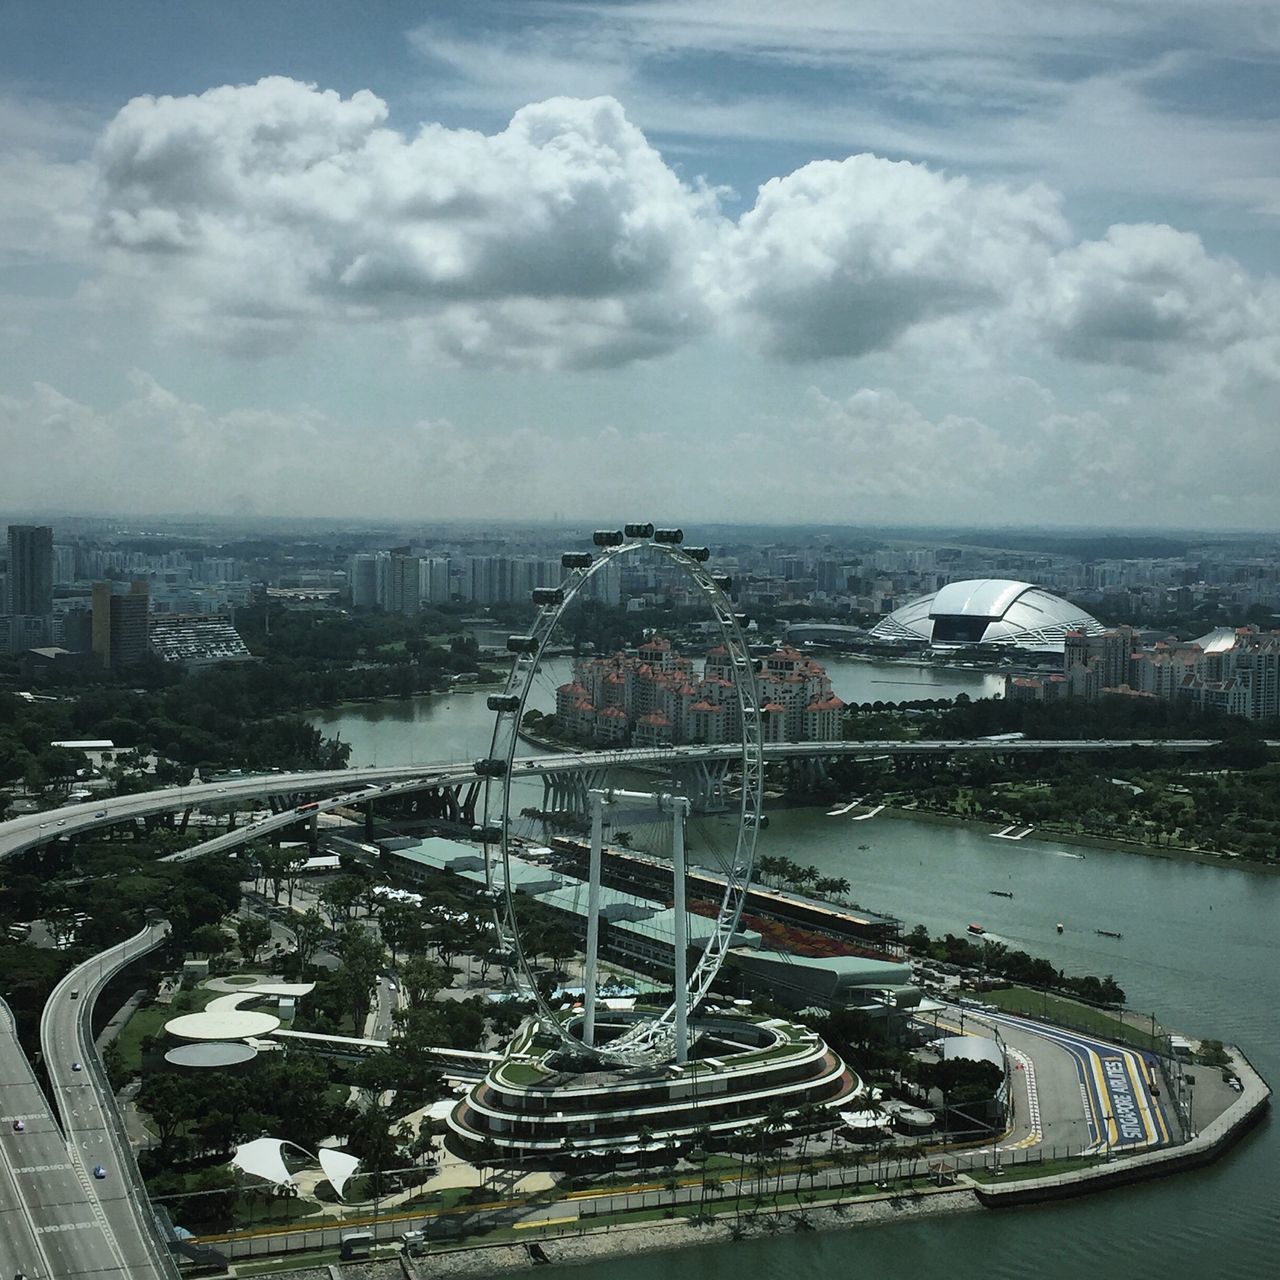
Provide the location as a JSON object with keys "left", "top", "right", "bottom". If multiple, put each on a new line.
{"left": 478, "top": 526, "right": 764, "bottom": 1069}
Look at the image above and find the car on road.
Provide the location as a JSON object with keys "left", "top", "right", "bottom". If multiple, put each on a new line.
{"left": 93, "top": 1164, "right": 107, "bottom": 1179}
{"left": 56, "top": 820, "right": 66, "bottom": 827}
{"left": 94, "top": 809, "right": 107, "bottom": 818}
{"left": 70, "top": 989, "right": 79, "bottom": 999}
{"left": 71, "top": 1061, "right": 82, "bottom": 1072}
{"left": 38, "top": 822, "right": 48, "bottom": 829}
{"left": 12, "top": 1119, "right": 25, "bottom": 1132}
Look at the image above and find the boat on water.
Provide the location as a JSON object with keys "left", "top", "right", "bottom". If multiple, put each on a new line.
{"left": 967, "top": 923, "right": 985, "bottom": 936}
{"left": 988, "top": 889, "right": 1014, "bottom": 898}
{"left": 1056, "top": 922, "right": 1064, "bottom": 933}
{"left": 1095, "top": 928, "right": 1124, "bottom": 939}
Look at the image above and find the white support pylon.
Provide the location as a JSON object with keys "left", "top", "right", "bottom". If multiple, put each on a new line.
{"left": 582, "top": 789, "right": 605, "bottom": 1048}
{"left": 670, "top": 794, "right": 691, "bottom": 1065}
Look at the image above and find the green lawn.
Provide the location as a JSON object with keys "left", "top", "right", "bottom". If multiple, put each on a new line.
{"left": 494, "top": 1061, "right": 551, "bottom": 1086}
{"left": 114, "top": 1004, "right": 172, "bottom": 1075}
{"left": 982, "top": 987, "right": 1161, "bottom": 1051}
{"left": 114, "top": 984, "right": 246, "bottom": 1074}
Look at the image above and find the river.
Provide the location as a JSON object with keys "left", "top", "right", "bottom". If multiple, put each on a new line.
{"left": 309, "top": 674, "right": 1276, "bottom": 1280}
{"left": 308, "top": 654, "right": 1003, "bottom": 767}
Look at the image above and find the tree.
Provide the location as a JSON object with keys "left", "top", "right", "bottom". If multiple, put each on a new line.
{"left": 139, "top": 1073, "right": 189, "bottom": 1150}
{"left": 257, "top": 845, "right": 292, "bottom": 904}
{"left": 44, "top": 905, "right": 79, "bottom": 949}
{"left": 283, "top": 852, "right": 310, "bottom": 907}
{"left": 237, "top": 916, "right": 272, "bottom": 965}
{"left": 292, "top": 908, "right": 327, "bottom": 970}
{"left": 319, "top": 876, "right": 365, "bottom": 929}
{"left": 401, "top": 953, "right": 448, "bottom": 1007}
{"left": 346, "top": 1099, "right": 399, "bottom": 1198}
{"left": 542, "top": 925, "right": 577, "bottom": 976}
{"left": 432, "top": 919, "right": 472, "bottom": 969}
{"left": 189, "top": 923, "right": 229, "bottom": 959}
{"left": 380, "top": 901, "right": 427, "bottom": 966}
{"left": 335, "top": 923, "right": 384, "bottom": 1031}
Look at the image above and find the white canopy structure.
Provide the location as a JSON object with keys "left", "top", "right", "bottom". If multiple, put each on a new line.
{"left": 232, "top": 1137, "right": 312, "bottom": 1189}
{"left": 840, "top": 1108, "right": 888, "bottom": 1131}
{"left": 317, "top": 1148, "right": 361, "bottom": 1200}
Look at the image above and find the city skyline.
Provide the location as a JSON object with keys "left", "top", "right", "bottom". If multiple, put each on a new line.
{"left": 2, "top": 2, "right": 1278, "bottom": 527}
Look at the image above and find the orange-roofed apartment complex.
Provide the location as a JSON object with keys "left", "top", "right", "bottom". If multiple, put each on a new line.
{"left": 557, "top": 638, "right": 844, "bottom": 746}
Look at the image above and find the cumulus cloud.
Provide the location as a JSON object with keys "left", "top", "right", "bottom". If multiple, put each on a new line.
{"left": 85, "top": 79, "right": 1280, "bottom": 383}
{"left": 1037, "top": 223, "right": 1279, "bottom": 371}
{"left": 710, "top": 155, "right": 1069, "bottom": 360}
{"left": 92, "top": 79, "right": 719, "bottom": 366}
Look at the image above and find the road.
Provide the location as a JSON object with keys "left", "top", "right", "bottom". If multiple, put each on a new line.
{"left": 39, "top": 922, "right": 179, "bottom": 1280}
{"left": 977, "top": 1007, "right": 1170, "bottom": 1153}
{"left": 934, "top": 1002, "right": 1170, "bottom": 1155}
{"left": 1, "top": 992, "right": 155, "bottom": 1280}
{"left": 0, "top": 737, "right": 1234, "bottom": 865}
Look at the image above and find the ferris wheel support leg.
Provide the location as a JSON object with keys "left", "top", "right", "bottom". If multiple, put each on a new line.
{"left": 583, "top": 790, "right": 605, "bottom": 1049}
{"left": 672, "top": 797, "right": 690, "bottom": 1065}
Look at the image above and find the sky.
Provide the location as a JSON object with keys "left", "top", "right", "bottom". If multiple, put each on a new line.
{"left": 2, "top": 0, "right": 1278, "bottom": 529}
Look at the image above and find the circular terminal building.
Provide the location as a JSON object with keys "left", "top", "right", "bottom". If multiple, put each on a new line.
{"left": 449, "top": 1008, "right": 862, "bottom": 1159}
{"left": 872, "top": 578, "right": 1104, "bottom": 654}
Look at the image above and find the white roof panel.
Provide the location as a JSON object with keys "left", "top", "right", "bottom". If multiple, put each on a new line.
{"left": 930, "top": 579, "right": 1033, "bottom": 619}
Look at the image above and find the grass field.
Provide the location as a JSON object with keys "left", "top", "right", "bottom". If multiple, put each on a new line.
{"left": 982, "top": 987, "right": 1161, "bottom": 1051}
{"left": 114, "top": 983, "right": 253, "bottom": 1073}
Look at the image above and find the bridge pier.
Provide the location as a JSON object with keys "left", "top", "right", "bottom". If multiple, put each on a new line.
{"left": 540, "top": 767, "right": 613, "bottom": 817}
{"left": 785, "top": 756, "right": 831, "bottom": 794}
{"left": 671, "top": 758, "right": 730, "bottom": 813}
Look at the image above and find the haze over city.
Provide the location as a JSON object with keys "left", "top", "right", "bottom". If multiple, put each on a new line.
{"left": 3, "top": 1, "right": 1278, "bottom": 526}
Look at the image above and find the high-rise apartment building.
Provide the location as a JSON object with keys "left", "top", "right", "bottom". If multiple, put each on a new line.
{"left": 91, "top": 579, "right": 151, "bottom": 668}
{"left": 348, "top": 554, "right": 380, "bottom": 608}
{"left": 7, "top": 525, "right": 53, "bottom": 616}
{"left": 385, "top": 554, "right": 422, "bottom": 615}
{"left": 52, "top": 544, "right": 76, "bottom": 585}
{"left": 419, "top": 557, "right": 452, "bottom": 604}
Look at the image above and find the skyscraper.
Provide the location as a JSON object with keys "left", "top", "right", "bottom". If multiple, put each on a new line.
{"left": 91, "top": 579, "right": 151, "bottom": 668}
{"left": 385, "top": 554, "right": 422, "bottom": 615}
{"left": 7, "top": 525, "right": 53, "bottom": 616}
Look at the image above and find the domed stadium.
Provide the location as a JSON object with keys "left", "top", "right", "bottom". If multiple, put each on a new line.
{"left": 871, "top": 579, "right": 1105, "bottom": 654}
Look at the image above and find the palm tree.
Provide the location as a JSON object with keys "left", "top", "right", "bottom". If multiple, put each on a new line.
{"left": 901, "top": 1141, "right": 928, "bottom": 1189}
{"left": 761, "top": 1102, "right": 790, "bottom": 1209}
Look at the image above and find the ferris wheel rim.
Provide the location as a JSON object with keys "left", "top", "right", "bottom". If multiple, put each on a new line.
{"left": 482, "top": 536, "right": 764, "bottom": 1067}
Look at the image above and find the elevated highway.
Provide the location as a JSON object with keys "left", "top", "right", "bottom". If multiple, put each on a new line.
{"left": 0, "top": 997, "right": 72, "bottom": 1280}
{"left": 0, "top": 738, "right": 1235, "bottom": 864}
{"left": 40, "top": 921, "right": 179, "bottom": 1279}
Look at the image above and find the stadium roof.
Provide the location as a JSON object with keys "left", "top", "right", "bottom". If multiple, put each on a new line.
{"left": 1191, "top": 626, "right": 1242, "bottom": 655}
{"left": 871, "top": 578, "right": 1105, "bottom": 653}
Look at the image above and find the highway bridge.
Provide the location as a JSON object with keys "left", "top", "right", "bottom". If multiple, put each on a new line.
{"left": 0, "top": 926, "right": 179, "bottom": 1280}
{"left": 40, "top": 921, "right": 180, "bottom": 1278}
{"left": 0, "top": 737, "right": 1233, "bottom": 864}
